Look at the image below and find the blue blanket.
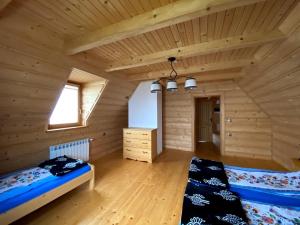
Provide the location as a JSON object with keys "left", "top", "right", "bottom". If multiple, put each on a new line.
{"left": 225, "top": 165, "right": 300, "bottom": 194}
{"left": 225, "top": 165, "right": 300, "bottom": 207}
{"left": 0, "top": 165, "right": 91, "bottom": 213}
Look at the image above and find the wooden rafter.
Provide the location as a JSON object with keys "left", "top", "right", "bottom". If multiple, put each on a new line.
{"left": 65, "top": 0, "right": 265, "bottom": 55}
{"left": 128, "top": 60, "right": 253, "bottom": 81}
{"left": 106, "top": 30, "right": 285, "bottom": 72}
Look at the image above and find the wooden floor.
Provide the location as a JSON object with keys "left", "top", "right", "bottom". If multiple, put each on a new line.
{"left": 14, "top": 146, "right": 285, "bottom": 225}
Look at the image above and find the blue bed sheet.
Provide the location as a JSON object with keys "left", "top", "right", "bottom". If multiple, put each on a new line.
{"left": 0, "top": 168, "right": 55, "bottom": 203}
{"left": 224, "top": 165, "right": 300, "bottom": 207}
{"left": 229, "top": 184, "right": 300, "bottom": 208}
{"left": 0, "top": 165, "right": 91, "bottom": 213}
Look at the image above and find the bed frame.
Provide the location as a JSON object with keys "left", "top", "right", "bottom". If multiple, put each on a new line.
{"left": 0, "top": 164, "right": 95, "bottom": 225}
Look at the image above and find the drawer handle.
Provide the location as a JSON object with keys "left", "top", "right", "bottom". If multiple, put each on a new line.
{"left": 142, "top": 142, "right": 147, "bottom": 144}
{"left": 126, "top": 132, "right": 132, "bottom": 135}
{"left": 142, "top": 134, "right": 148, "bottom": 136}
{"left": 142, "top": 151, "right": 148, "bottom": 154}
{"left": 126, "top": 149, "right": 131, "bottom": 151}
{"left": 126, "top": 141, "right": 131, "bottom": 143}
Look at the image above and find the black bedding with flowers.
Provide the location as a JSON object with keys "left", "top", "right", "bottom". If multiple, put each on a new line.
{"left": 188, "top": 157, "right": 229, "bottom": 189}
{"left": 181, "top": 181, "right": 248, "bottom": 225}
{"left": 38, "top": 155, "right": 88, "bottom": 176}
{"left": 180, "top": 156, "right": 249, "bottom": 225}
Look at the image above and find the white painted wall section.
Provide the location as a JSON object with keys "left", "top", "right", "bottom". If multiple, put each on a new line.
{"left": 129, "top": 81, "right": 162, "bottom": 154}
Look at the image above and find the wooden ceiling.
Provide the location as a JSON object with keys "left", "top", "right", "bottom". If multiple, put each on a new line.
{"left": 10, "top": 0, "right": 298, "bottom": 81}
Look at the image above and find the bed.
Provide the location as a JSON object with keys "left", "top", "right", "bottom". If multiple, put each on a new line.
{"left": 225, "top": 165, "right": 300, "bottom": 207}
{"left": 0, "top": 159, "right": 94, "bottom": 225}
{"left": 180, "top": 181, "right": 300, "bottom": 225}
{"left": 189, "top": 157, "right": 300, "bottom": 207}
{"left": 181, "top": 156, "right": 300, "bottom": 225}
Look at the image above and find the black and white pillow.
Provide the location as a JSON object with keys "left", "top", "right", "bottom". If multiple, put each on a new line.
{"left": 188, "top": 157, "right": 229, "bottom": 189}
{"left": 39, "top": 155, "right": 87, "bottom": 176}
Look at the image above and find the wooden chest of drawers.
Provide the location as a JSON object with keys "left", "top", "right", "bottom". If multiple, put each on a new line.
{"left": 123, "top": 128, "right": 157, "bottom": 163}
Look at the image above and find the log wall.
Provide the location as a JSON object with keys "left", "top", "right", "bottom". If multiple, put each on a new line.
{"left": 0, "top": 6, "right": 135, "bottom": 174}
{"left": 239, "top": 26, "right": 300, "bottom": 170}
{"left": 163, "top": 81, "right": 272, "bottom": 159}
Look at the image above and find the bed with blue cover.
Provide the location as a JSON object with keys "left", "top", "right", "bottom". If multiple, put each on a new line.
{"left": 0, "top": 156, "right": 94, "bottom": 225}
{"left": 180, "top": 156, "right": 300, "bottom": 225}
{"left": 225, "top": 165, "right": 300, "bottom": 207}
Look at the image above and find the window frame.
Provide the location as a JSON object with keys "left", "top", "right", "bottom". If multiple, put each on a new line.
{"left": 48, "top": 82, "right": 82, "bottom": 130}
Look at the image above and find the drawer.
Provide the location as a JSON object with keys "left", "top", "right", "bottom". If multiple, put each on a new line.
{"left": 123, "top": 139, "right": 151, "bottom": 149}
{"left": 123, "top": 147, "right": 151, "bottom": 157}
{"left": 123, "top": 129, "right": 152, "bottom": 140}
{"left": 123, "top": 147, "right": 151, "bottom": 160}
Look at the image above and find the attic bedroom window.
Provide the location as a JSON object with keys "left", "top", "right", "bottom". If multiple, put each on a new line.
{"left": 47, "top": 68, "right": 108, "bottom": 131}
{"left": 49, "top": 83, "right": 81, "bottom": 129}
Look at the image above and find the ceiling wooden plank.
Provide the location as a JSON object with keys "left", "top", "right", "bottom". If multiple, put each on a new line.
{"left": 106, "top": 30, "right": 285, "bottom": 72}
{"left": 64, "top": 0, "right": 265, "bottom": 55}
{"left": 128, "top": 59, "right": 253, "bottom": 80}
{"left": 279, "top": 1, "right": 300, "bottom": 35}
{"left": 0, "top": 0, "right": 12, "bottom": 12}
{"left": 176, "top": 71, "right": 243, "bottom": 83}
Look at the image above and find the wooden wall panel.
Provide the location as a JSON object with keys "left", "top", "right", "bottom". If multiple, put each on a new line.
{"left": 239, "top": 26, "right": 300, "bottom": 170}
{"left": 163, "top": 81, "right": 272, "bottom": 159}
{"left": 0, "top": 7, "right": 135, "bottom": 174}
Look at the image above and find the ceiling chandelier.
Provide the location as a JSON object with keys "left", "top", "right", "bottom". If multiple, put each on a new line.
{"left": 150, "top": 57, "right": 197, "bottom": 93}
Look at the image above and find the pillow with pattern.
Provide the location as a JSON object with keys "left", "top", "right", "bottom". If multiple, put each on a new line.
{"left": 39, "top": 155, "right": 87, "bottom": 176}
{"left": 188, "top": 157, "right": 229, "bottom": 189}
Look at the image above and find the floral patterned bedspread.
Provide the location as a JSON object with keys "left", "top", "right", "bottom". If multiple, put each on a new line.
{"left": 225, "top": 167, "right": 300, "bottom": 191}
{"left": 242, "top": 200, "right": 300, "bottom": 225}
{"left": 0, "top": 167, "right": 52, "bottom": 194}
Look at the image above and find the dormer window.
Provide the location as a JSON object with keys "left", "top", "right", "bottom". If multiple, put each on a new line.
{"left": 49, "top": 83, "right": 81, "bottom": 129}
{"left": 47, "top": 68, "right": 107, "bottom": 131}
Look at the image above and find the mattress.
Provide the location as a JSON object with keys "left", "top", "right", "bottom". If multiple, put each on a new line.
{"left": 0, "top": 165, "right": 91, "bottom": 213}
{"left": 242, "top": 199, "right": 300, "bottom": 225}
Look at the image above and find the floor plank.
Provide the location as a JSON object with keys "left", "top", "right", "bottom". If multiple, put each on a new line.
{"left": 13, "top": 146, "right": 285, "bottom": 225}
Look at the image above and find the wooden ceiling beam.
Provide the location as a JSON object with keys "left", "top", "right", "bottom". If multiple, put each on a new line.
{"left": 106, "top": 30, "right": 284, "bottom": 72}
{"left": 128, "top": 59, "right": 253, "bottom": 81}
{"left": 65, "top": 0, "right": 265, "bottom": 55}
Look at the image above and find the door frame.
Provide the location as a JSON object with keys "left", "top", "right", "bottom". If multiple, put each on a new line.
{"left": 191, "top": 93, "right": 225, "bottom": 155}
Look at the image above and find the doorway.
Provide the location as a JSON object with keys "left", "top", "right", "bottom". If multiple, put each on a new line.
{"left": 194, "top": 97, "right": 221, "bottom": 155}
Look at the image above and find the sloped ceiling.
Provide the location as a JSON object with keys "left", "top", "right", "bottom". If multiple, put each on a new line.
{"left": 238, "top": 4, "right": 300, "bottom": 169}
{"left": 8, "top": 0, "right": 298, "bottom": 80}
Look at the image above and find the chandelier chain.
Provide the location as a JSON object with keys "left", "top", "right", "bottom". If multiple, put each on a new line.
{"left": 169, "top": 60, "right": 178, "bottom": 80}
